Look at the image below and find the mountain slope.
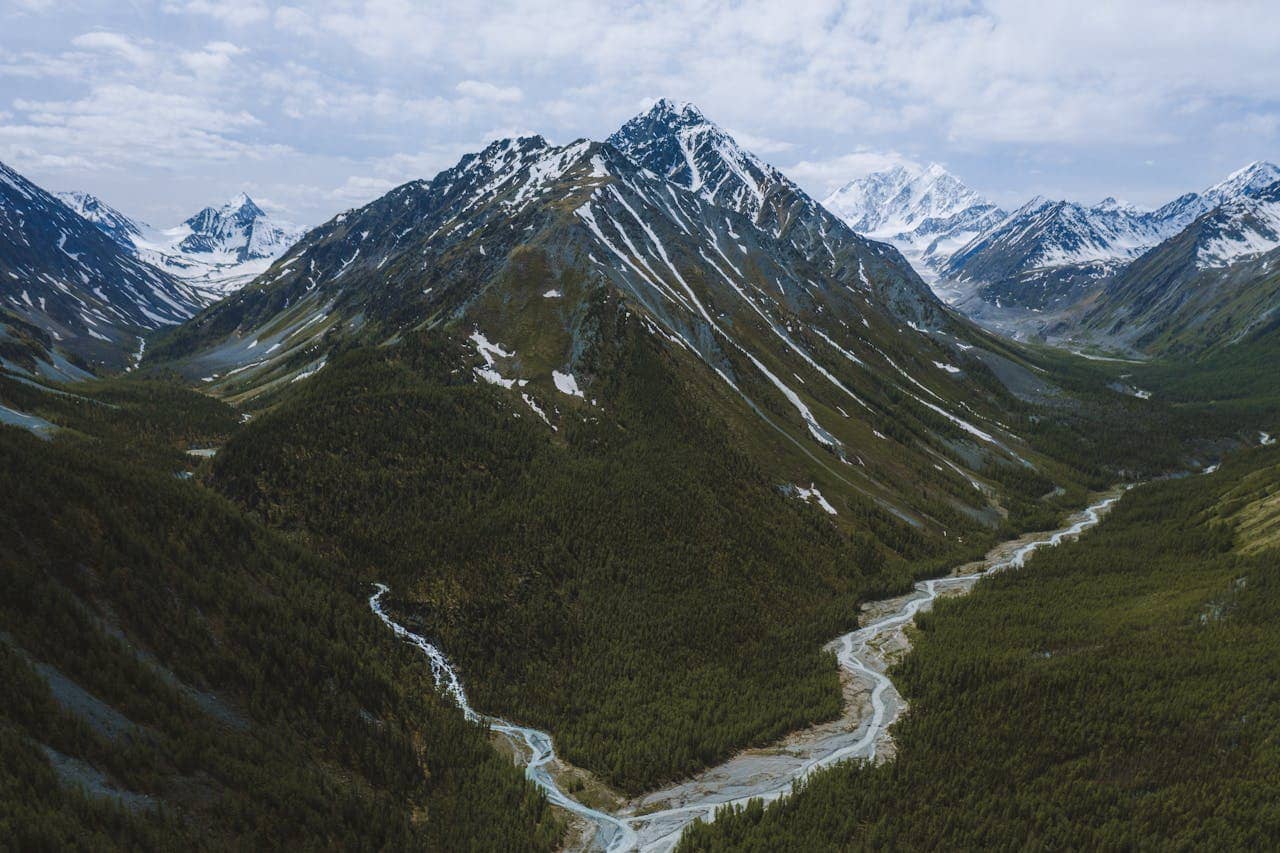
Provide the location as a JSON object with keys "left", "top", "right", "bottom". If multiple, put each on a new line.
{"left": 678, "top": 445, "right": 1280, "bottom": 851}
{"left": 1065, "top": 180, "right": 1280, "bottom": 356}
{"left": 607, "top": 99, "right": 944, "bottom": 324}
{"left": 0, "top": 162, "right": 201, "bottom": 370}
{"left": 941, "top": 196, "right": 1173, "bottom": 314}
{"left": 0, "top": 373, "right": 560, "bottom": 849}
{"left": 57, "top": 191, "right": 144, "bottom": 249}
{"left": 1153, "top": 160, "right": 1280, "bottom": 234}
{"left": 823, "top": 163, "right": 1005, "bottom": 280}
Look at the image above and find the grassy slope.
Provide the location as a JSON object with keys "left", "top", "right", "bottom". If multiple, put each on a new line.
{"left": 0, "top": 375, "right": 559, "bottom": 850}
{"left": 677, "top": 442, "right": 1280, "bottom": 850}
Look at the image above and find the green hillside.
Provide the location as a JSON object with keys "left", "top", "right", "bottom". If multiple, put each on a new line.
{"left": 0, "top": 375, "right": 559, "bottom": 850}
{"left": 677, "top": 442, "right": 1280, "bottom": 850}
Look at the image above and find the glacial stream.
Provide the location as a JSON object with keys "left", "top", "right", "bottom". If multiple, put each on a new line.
{"left": 370, "top": 489, "right": 1124, "bottom": 852}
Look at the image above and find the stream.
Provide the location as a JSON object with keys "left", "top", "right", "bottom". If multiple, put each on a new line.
{"left": 370, "top": 488, "right": 1124, "bottom": 852}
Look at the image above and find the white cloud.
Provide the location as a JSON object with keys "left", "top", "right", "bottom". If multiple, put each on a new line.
{"left": 0, "top": 49, "right": 96, "bottom": 80}
{"left": 162, "top": 0, "right": 270, "bottom": 27}
{"left": 69, "top": 32, "right": 151, "bottom": 67}
{"left": 5, "top": 0, "right": 1279, "bottom": 225}
{"left": 725, "top": 129, "right": 794, "bottom": 156}
{"left": 272, "top": 6, "right": 314, "bottom": 35}
{"left": 180, "top": 41, "right": 246, "bottom": 76}
{"left": 324, "top": 175, "right": 398, "bottom": 206}
{"left": 4, "top": 84, "right": 276, "bottom": 171}
{"left": 456, "top": 80, "right": 524, "bottom": 103}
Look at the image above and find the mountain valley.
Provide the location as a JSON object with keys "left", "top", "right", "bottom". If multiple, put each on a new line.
{"left": 4, "top": 90, "right": 1280, "bottom": 853}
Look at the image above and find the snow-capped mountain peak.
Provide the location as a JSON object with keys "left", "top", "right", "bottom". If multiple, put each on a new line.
{"left": 649, "top": 97, "right": 707, "bottom": 123}
{"left": 56, "top": 190, "right": 143, "bottom": 248}
{"left": 824, "top": 162, "right": 993, "bottom": 237}
{"left": 1194, "top": 180, "right": 1280, "bottom": 269}
{"left": 606, "top": 100, "right": 942, "bottom": 320}
{"left": 1095, "top": 197, "right": 1146, "bottom": 214}
{"left": 178, "top": 192, "right": 283, "bottom": 260}
{"left": 936, "top": 160, "right": 1280, "bottom": 322}
{"left": 607, "top": 100, "right": 782, "bottom": 224}
{"left": 125, "top": 193, "right": 305, "bottom": 296}
{"left": 1153, "top": 160, "right": 1280, "bottom": 234}
{"left": 823, "top": 163, "right": 1005, "bottom": 281}
{"left": 1207, "top": 160, "right": 1280, "bottom": 200}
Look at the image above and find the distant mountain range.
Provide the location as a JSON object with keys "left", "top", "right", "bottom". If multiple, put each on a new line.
{"left": 0, "top": 162, "right": 202, "bottom": 373}
{"left": 0, "top": 165, "right": 304, "bottom": 374}
{"left": 826, "top": 160, "right": 1280, "bottom": 355}
{"left": 9, "top": 94, "right": 1278, "bottom": 373}
{"left": 1070, "top": 180, "right": 1280, "bottom": 356}
{"left": 59, "top": 190, "right": 304, "bottom": 297}
{"left": 823, "top": 163, "right": 1005, "bottom": 280}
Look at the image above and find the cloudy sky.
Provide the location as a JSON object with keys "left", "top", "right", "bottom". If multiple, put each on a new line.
{"left": 3, "top": 0, "right": 1278, "bottom": 227}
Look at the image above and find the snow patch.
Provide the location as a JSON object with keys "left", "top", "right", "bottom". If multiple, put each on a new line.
{"left": 552, "top": 370, "right": 584, "bottom": 397}
{"left": 793, "top": 483, "right": 837, "bottom": 515}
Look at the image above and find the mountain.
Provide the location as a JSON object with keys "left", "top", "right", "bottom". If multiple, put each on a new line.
{"left": 1154, "top": 160, "right": 1280, "bottom": 233}
{"left": 0, "top": 161, "right": 202, "bottom": 371}
{"left": 940, "top": 196, "right": 1176, "bottom": 315}
{"left": 152, "top": 102, "right": 1063, "bottom": 542}
{"left": 142, "top": 193, "right": 304, "bottom": 296}
{"left": 606, "top": 99, "right": 944, "bottom": 324}
{"left": 13, "top": 100, "right": 1262, "bottom": 851}
{"left": 56, "top": 190, "right": 143, "bottom": 248}
{"left": 1063, "top": 178, "right": 1280, "bottom": 356}
{"left": 145, "top": 100, "right": 1121, "bottom": 804}
{"left": 167, "top": 192, "right": 300, "bottom": 269}
{"left": 62, "top": 189, "right": 304, "bottom": 298}
{"left": 680, "top": 442, "right": 1280, "bottom": 850}
{"left": 939, "top": 162, "right": 1280, "bottom": 331}
{"left": 822, "top": 163, "right": 1005, "bottom": 280}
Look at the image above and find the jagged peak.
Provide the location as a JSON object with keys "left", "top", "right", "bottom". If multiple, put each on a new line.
{"left": 463, "top": 135, "right": 602, "bottom": 175}
{"left": 453, "top": 135, "right": 564, "bottom": 179}
{"left": 226, "top": 191, "right": 260, "bottom": 212}
{"left": 1223, "top": 159, "right": 1280, "bottom": 183}
{"left": 476, "top": 134, "right": 551, "bottom": 157}
{"left": 606, "top": 98, "right": 787, "bottom": 222}
{"left": 646, "top": 97, "right": 711, "bottom": 125}
{"left": 1095, "top": 196, "right": 1147, "bottom": 214}
{"left": 185, "top": 192, "right": 266, "bottom": 228}
{"left": 1204, "top": 160, "right": 1280, "bottom": 203}
{"left": 1014, "top": 195, "right": 1057, "bottom": 214}
{"left": 611, "top": 99, "right": 737, "bottom": 151}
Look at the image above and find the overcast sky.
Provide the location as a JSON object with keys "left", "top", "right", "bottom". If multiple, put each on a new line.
{"left": 3, "top": 0, "right": 1279, "bottom": 227}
